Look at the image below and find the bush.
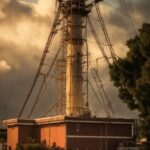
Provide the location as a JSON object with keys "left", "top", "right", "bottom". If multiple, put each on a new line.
{"left": 15, "top": 138, "right": 41, "bottom": 150}
{"left": 24, "top": 143, "right": 41, "bottom": 150}
{"left": 16, "top": 144, "right": 24, "bottom": 150}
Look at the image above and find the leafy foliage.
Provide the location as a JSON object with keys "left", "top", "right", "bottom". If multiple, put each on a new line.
{"left": 15, "top": 138, "right": 64, "bottom": 150}
{"left": 15, "top": 138, "right": 41, "bottom": 150}
{"left": 109, "top": 23, "right": 150, "bottom": 139}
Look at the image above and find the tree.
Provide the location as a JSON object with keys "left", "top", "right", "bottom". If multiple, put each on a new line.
{"left": 109, "top": 23, "right": 150, "bottom": 139}
{"left": 15, "top": 138, "right": 41, "bottom": 150}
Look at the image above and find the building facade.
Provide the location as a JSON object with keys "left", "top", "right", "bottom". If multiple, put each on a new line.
{"left": 3, "top": 116, "right": 135, "bottom": 150}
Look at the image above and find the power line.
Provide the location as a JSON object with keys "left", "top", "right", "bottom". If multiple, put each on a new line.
{"left": 18, "top": 0, "right": 116, "bottom": 119}
{"left": 119, "top": 0, "right": 137, "bottom": 34}
{"left": 88, "top": 80, "right": 110, "bottom": 117}
{"left": 41, "top": 100, "right": 59, "bottom": 117}
{"left": 18, "top": 4, "right": 61, "bottom": 118}
{"left": 94, "top": 3, "right": 117, "bottom": 62}
{"left": 29, "top": 16, "right": 67, "bottom": 118}
{"left": 87, "top": 16, "right": 111, "bottom": 65}
{"left": 27, "top": 44, "right": 62, "bottom": 118}
{"left": 87, "top": 39, "right": 113, "bottom": 47}
{"left": 89, "top": 58, "right": 114, "bottom": 118}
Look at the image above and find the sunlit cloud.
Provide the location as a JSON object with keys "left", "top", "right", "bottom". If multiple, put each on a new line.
{"left": 0, "top": 0, "right": 149, "bottom": 119}
{"left": 0, "top": 60, "right": 11, "bottom": 72}
{"left": 34, "top": 0, "right": 55, "bottom": 17}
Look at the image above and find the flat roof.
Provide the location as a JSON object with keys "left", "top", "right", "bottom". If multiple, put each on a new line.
{"left": 3, "top": 115, "right": 134, "bottom": 126}
{"left": 3, "top": 118, "right": 36, "bottom": 126}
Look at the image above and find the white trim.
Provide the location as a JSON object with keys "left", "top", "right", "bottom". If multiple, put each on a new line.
{"left": 3, "top": 123, "right": 35, "bottom": 126}
{"left": 67, "top": 135, "right": 132, "bottom": 139}
{"left": 3, "top": 119, "right": 35, "bottom": 126}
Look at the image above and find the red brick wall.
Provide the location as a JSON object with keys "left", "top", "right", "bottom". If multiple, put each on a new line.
{"left": 7, "top": 127, "right": 18, "bottom": 150}
{"left": 40, "top": 124, "right": 66, "bottom": 148}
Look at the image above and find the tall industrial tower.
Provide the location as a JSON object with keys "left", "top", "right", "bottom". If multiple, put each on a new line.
{"left": 18, "top": 0, "right": 115, "bottom": 119}
{"left": 60, "top": 0, "right": 89, "bottom": 116}
{"left": 4, "top": 2, "right": 135, "bottom": 150}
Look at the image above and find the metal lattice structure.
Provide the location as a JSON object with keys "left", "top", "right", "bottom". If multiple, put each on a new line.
{"left": 18, "top": 0, "right": 117, "bottom": 119}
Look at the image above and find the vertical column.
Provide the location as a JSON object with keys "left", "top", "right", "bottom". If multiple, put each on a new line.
{"left": 66, "top": 3, "right": 84, "bottom": 116}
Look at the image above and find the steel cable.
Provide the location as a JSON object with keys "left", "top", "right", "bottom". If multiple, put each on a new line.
{"left": 27, "top": 45, "right": 62, "bottom": 118}
{"left": 87, "top": 16, "right": 110, "bottom": 66}
{"left": 95, "top": 3, "right": 116, "bottom": 62}
{"left": 18, "top": 5, "right": 61, "bottom": 118}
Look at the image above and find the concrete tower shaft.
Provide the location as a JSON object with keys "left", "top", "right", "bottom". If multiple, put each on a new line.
{"left": 61, "top": 0, "right": 87, "bottom": 116}
{"left": 66, "top": 15, "right": 83, "bottom": 116}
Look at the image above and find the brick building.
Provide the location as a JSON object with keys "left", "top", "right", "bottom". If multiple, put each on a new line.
{"left": 3, "top": 115, "right": 135, "bottom": 150}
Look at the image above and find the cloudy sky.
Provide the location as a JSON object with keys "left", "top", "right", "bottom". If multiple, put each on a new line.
{"left": 0, "top": 0, "right": 149, "bottom": 120}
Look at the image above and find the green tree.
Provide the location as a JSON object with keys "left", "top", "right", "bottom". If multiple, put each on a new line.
{"left": 109, "top": 23, "right": 150, "bottom": 140}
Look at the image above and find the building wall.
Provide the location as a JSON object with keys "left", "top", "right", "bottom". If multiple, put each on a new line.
{"left": 40, "top": 123, "right": 66, "bottom": 148}
{"left": 7, "top": 127, "right": 18, "bottom": 150}
{"left": 18, "top": 125, "right": 40, "bottom": 144}
{"left": 66, "top": 122, "right": 133, "bottom": 150}
{"left": 7, "top": 125, "right": 40, "bottom": 150}
{"left": 5, "top": 118, "right": 134, "bottom": 150}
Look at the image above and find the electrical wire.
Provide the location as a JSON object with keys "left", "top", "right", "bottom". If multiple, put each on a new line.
{"left": 18, "top": 0, "right": 116, "bottom": 119}
{"left": 88, "top": 80, "right": 110, "bottom": 117}
{"left": 87, "top": 39, "right": 113, "bottom": 47}
{"left": 119, "top": 0, "right": 136, "bottom": 34}
{"left": 87, "top": 16, "right": 111, "bottom": 65}
{"left": 36, "top": 18, "right": 68, "bottom": 118}
{"left": 27, "top": 44, "right": 62, "bottom": 118}
{"left": 18, "top": 4, "right": 61, "bottom": 118}
{"left": 89, "top": 59, "right": 114, "bottom": 118}
{"left": 95, "top": 3, "right": 116, "bottom": 62}
{"left": 41, "top": 100, "right": 60, "bottom": 117}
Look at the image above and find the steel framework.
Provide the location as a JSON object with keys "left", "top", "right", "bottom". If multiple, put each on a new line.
{"left": 18, "top": 0, "right": 116, "bottom": 119}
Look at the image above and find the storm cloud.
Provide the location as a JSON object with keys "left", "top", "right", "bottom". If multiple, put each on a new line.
{"left": 0, "top": 0, "right": 149, "bottom": 121}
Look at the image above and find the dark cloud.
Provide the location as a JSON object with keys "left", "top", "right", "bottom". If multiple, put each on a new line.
{"left": 0, "top": 0, "right": 33, "bottom": 24}
{"left": 0, "top": 0, "right": 54, "bottom": 121}
{"left": 0, "top": 40, "right": 36, "bottom": 119}
{"left": 0, "top": 0, "right": 149, "bottom": 122}
{"left": 0, "top": 0, "right": 51, "bottom": 26}
{"left": 134, "top": 0, "right": 150, "bottom": 22}
{"left": 102, "top": 0, "right": 150, "bottom": 41}
{"left": 2, "top": 0, "right": 33, "bottom": 17}
{"left": 0, "top": 39, "right": 56, "bottom": 119}
{"left": 0, "top": 38, "right": 38, "bottom": 69}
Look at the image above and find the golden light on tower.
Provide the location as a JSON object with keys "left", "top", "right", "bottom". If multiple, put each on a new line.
{"left": 64, "top": 1, "right": 85, "bottom": 116}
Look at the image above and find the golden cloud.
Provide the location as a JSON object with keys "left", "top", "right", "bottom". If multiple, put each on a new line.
{"left": 0, "top": 60, "right": 11, "bottom": 72}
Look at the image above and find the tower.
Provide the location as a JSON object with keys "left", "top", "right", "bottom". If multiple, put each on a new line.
{"left": 3, "top": 1, "right": 135, "bottom": 150}
{"left": 60, "top": 0, "right": 91, "bottom": 116}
